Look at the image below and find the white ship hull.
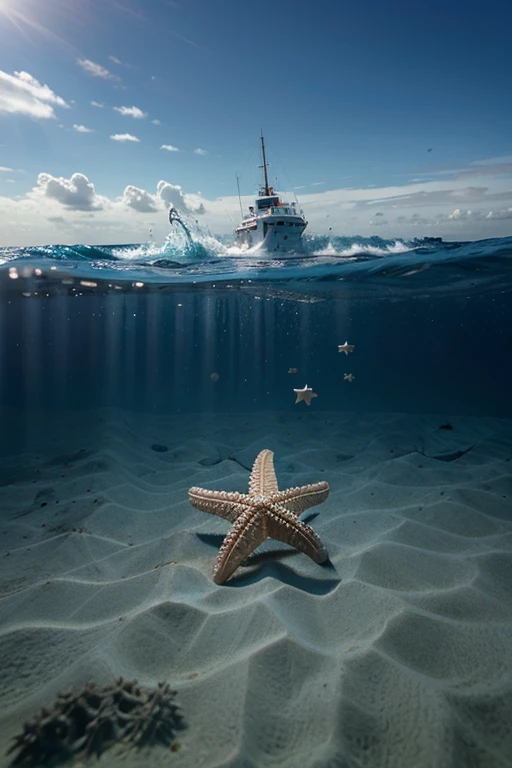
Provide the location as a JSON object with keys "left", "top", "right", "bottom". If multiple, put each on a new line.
{"left": 235, "top": 212, "right": 306, "bottom": 254}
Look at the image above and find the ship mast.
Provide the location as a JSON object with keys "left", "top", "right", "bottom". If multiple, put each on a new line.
{"left": 260, "top": 133, "right": 270, "bottom": 196}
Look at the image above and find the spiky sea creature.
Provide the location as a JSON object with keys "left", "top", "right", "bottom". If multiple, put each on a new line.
{"left": 7, "top": 678, "right": 184, "bottom": 766}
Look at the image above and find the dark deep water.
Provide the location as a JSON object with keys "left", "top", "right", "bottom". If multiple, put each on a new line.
{"left": 1, "top": 235, "right": 511, "bottom": 451}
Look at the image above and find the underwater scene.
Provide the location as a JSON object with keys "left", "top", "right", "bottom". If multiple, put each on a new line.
{"left": 1, "top": 233, "right": 512, "bottom": 768}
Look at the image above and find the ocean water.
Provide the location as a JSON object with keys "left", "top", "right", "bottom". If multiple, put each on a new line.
{"left": 1, "top": 231, "right": 512, "bottom": 768}
{"left": 0, "top": 233, "right": 511, "bottom": 440}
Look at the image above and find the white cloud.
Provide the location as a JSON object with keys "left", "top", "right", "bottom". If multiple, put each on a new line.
{"left": 120, "top": 185, "right": 158, "bottom": 213}
{"left": 194, "top": 148, "right": 208, "bottom": 155}
{"left": 0, "top": 166, "right": 13, "bottom": 172}
{"left": 156, "top": 180, "right": 187, "bottom": 209}
{"left": 31, "top": 172, "right": 106, "bottom": 211}
{"left": 91, "top": 100, "right": 104, "bottom": 108}
{"left": 110, "top": 133, "right": 140, "bottom": 142}
{"left": 114, "top": 105, "right": 147, "bottom": 119}
{"left": 1, "top": 160, "right": 512, "bottom": 247}
{"left": 448, "top": 208, "right": 474, "bottom": 219}
{"left": 109, "top": 56, "right": 122, "bottom": 65}
{"left": 0, "top": 70, "right": 69, "bottom": 119}
{"left": 161, "top": 144, "right": 179, "bottom": 152}
{"left": 118, "top": 180, "right": 205, "bottom": 215}
{"left": 73, "top": 124, "right": 94, "bottom": 133}
{"left": 77, "top": 59, "right": 120, "bottom": 81}
{"left": 152, "top": 119, "right": 161, "bottom": 125}
{"left": 485, "top": 207, "right": 512, "bottom": 220}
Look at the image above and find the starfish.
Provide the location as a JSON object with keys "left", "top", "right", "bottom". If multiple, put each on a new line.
{"left": 338, "top": 341, "right": 354, "bottom": 355}
{"left": 294, "top": 384, "right": 317, "bottom": 406}
{"left": 188, "top": 449, "right": 329, "bottom": 584}
{"left": 344, "top": 373, "right": 355, "bottom": 382}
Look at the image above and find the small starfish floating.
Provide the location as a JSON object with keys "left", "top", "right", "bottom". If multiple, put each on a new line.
{"left": 294, "top": 384, "right": 318, "bottom": 405}
{"left": 344, "top": 373, "right": 355, "bottom": 382}
{"left": 189, "top": 449, "right": 329, "bottom": 584}
{"left": 338, "top": 341, "right": 354, "bottom": 355}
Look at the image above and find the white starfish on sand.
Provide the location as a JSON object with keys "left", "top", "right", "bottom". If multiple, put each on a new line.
{"left": 188, "top": 449, "right": 329, "bottom": 584}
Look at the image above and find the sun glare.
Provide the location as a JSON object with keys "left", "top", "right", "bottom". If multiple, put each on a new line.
{"left": 0, "top": 0, "right": 35, "bottom": 31}
{"left": 0, "top": 0, "right": 74, "bottom": 46}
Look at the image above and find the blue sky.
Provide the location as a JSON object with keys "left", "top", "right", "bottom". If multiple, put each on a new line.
{"left": 0, "top": 0, "right": 511, "bottom": 245}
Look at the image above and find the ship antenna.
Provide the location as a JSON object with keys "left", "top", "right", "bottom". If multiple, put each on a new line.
{"left": 236, "top": 174, "right": 243, "bottom": 219}
{"left": 259, "top": 132, "right": 270, "bottom": 196}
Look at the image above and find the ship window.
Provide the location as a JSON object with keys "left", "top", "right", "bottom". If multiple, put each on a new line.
{"left": 256, "top": 197, "right": 279, "bottom": 210}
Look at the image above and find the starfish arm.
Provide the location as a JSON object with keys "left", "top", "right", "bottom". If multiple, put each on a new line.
{"left": 248, "top": 449, "right": 279, "bottom": 497}
{"left": 188, "top": 487, "right": 248, "bottom": 522}
{"left": 266, "top": 505, "right": 328, "bottom": 564}
{"left": 273, "top": 481, "right": 330, "bottom": 515}
{"left": 213, "top": 510, "right": 266, "bottom": 584}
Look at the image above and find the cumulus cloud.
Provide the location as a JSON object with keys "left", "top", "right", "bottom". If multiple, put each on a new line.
{"left": 73, "top": 124, "right": 94, "bottom": 133}
{"left": 115, "top": 180, "right": 204, "bottom": 215}
{"left": 194, "top": 148, "right": 207, "bottom": 155}
{"left": 114, "top": 105, "right": 147, "bottom": 118}
{"left": 91, "top": 100, "right": 104, "bottom": 108}
{"left": 156, "top": 180, "right": 187, "bottom": 209}
{"left": 0, "top": 166, "right": 13, "bottom": 172}
{"left": 0, "top": 70, "right": 69, "bottom": 119}
{"left": 110, "top": 133, "right": 140, "bottom": 142}
{"left": 31, "top": 172, "right": 105, "bottom": 211}
{"left": 161, "top": 144, "right": 179, "bottom": 152}
{"left": 182, "top": 194, "right": 205, "bottom": 214}
{"left": 120, "top": 185, "right": 158, "bottom": 213}
{"left": 77, "top": 59, "right": 120, "bottom": 81}
{"left": 152, "top": 119, "right": 161, "bottom": 125}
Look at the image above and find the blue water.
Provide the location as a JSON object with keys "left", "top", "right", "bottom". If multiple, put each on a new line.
{"left": 1, "top": 234, "right": 511, "bottom": 431}
{"left": 1, "top": 233, "right": 511, "bottom": 286}
{"left": 1, "top": 232, "right": 512, "bottom": 768}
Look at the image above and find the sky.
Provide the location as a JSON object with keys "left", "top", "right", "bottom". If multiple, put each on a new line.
{"left": 0, "top": 0, "right": 511, "bottom": 246}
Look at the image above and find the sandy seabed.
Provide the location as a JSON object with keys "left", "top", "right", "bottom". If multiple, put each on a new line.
{"left": 0, "top": 408, "right": 512, "bottom": 768}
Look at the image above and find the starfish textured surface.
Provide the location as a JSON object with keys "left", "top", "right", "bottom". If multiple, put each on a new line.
{"left": 188, "top": 449, "right": 329, "bottom": 584}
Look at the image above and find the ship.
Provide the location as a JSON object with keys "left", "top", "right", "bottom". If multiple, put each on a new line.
{"left": 234, "top": 135, "right": 307, "bottom": 254}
